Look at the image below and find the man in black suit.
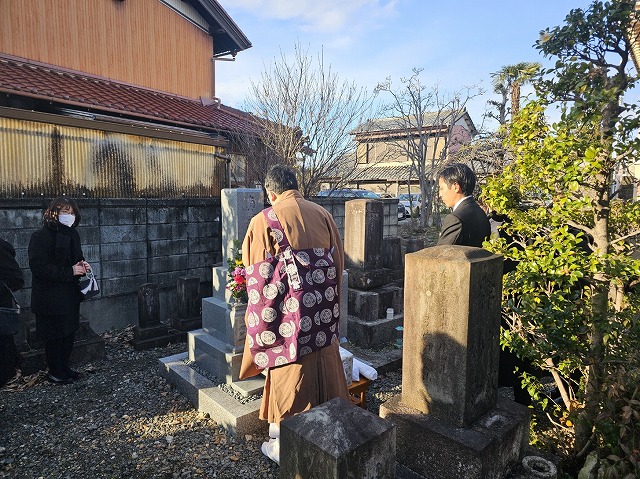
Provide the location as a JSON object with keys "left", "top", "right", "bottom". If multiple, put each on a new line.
{"left": 436, "top": 163, "right": 490, "bottom": 247}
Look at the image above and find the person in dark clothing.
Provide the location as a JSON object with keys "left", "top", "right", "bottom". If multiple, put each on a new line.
{"left": 436, "top": 163, "right": 491, "bottom": 248}
{"left": 29, "top": 197, "right": 91, "bottom": 384}
{"left": 0, "top": 239, "right": 24, "bottom": 386}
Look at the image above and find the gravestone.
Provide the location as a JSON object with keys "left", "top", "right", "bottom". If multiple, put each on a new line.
{"left": 380, "top": 245, "right": 530, "bottom": 479}
{"left": 160, "top": 188, "right": 266, "bottom": 436}
{"left": 383, "top": 236, "right": 403, "bottom": 281}
{"left": 344, "top": 199, "right": 403, "bottom": 349}
{"left": 280, "top": 397, "right": 396, "bottom": 479}
{"left": 170, "top": 276, "right": 202, "bottom": 333}
{"left": 132, "top": 283, "right": 177, "bottom": 350}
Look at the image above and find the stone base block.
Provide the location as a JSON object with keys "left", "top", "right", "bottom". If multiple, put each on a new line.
{"left": 403, "top": 238, "right": 425, "bottom": 254}
{"left": 201, "top": 297, "right": 246, "bottom": 351}
{"left": 380, "top": 395, "right": 530, "bottom": 479}
{"left": 171, "top": 316, "right": 202, "bottom": 332}
{"left": 19, "top": 327, "right": 106, "bottom": 375}
{"left": 389, "top": 268, "right": 404, "bottom": 282}
{"left": 347, "top": 314, "right": 402, "bottom": 349}
{"left": 158, "top": 351, "right": 266, "bottom": 437}
{"left": 134, "top": 323, "right": 168, "bottom": 340}
{"left": 211, "top": 266, "right": 235, "bottom": 303}
{"left": 347, "top": 268, "right": 391, "bottom": 290}
{"left": 348, "top": 285, "right": 403, "bottom": 320}
{"left": 131, "top": 333, "right": 183, "bottom": 351}
{"left": 340, "top": 343, "right": 403, "bottom": 376}
{"left": 130, "top": 323, "right": 183, "bottom": 350}
{"left": 189, "top": 329, "right": 244, "bottom": 384}
{"left": 280, "top": 397, "right": 396, "bottom": 479}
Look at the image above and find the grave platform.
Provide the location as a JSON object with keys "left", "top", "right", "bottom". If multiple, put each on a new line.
{"left": 158, "top": 351, "right": 266, "bottom": 437}
{"left": 381, "top": 395, "right": 530, "bottom": 479}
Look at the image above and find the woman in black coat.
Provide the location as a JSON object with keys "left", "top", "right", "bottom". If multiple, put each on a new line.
{"left": 0, "top": 238, "right": 24, "bottom": 386}
{"left": 29, "top": 197, "right": 91, "bottom": 384}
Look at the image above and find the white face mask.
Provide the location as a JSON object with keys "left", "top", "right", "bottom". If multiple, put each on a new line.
{"left": 58, "top": 213, "right": 76, "bottom": 227}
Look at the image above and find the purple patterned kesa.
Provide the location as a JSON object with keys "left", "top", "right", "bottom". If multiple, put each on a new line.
{"left": 244, "top": 207, "right": 340, "bottom": 370}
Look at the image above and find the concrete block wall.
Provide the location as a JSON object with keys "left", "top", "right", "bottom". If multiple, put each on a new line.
{"left": 0, "top": 196, "right": 396, "bottom": 333}
{"left": 0, "top": 198, "right": 221, "bottom": 333}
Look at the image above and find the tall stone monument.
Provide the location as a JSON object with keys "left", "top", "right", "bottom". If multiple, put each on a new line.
{"left": 380, "top": 245, "right": 530, "bottom": 479}
{"left": 344, "top": 199, "right": 403, "bottom": 349}
{"left": 160, "top": 188, "right": 265, "bottom": 436}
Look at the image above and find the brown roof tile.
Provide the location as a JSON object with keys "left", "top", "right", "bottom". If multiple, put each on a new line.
{"left": 0, "top": 54, "right": 258, "bottom": 135}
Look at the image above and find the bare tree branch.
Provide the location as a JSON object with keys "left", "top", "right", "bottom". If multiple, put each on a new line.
{"left": 244, "top": 42, "right": 377, "bottom": 196}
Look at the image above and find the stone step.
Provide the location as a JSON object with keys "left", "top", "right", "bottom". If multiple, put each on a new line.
{"left": 158, "top": 351, "right": 266, "bottom": 437}
{"left": 189, "top": 329, "right": 243, "bottom": 383}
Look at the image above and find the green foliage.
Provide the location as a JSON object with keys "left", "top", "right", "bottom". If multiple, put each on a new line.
{"left": 482, "top": 1, "right": 640, "bottom": 473}
{"left": 597, "top": 363, "right": 640, "bottom": 478}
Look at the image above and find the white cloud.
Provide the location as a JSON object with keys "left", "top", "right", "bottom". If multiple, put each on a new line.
{"left": 230, "top": 0, "right": 399, "bottom": 33}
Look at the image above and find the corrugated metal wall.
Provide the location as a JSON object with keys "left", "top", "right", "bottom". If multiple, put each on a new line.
{"left": 0, "top": 117, "right": 224, "bottom": 198}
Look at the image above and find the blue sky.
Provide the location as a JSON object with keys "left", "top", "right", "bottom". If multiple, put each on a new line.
{"left": 215, "top": 0, "right": 593, "bottom": 132}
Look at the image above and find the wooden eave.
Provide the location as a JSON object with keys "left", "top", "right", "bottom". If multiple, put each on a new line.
{"left": 188, "top": 0, "right": 252, "bottom": 56}
{"left": 353, "top": 125, "right": 450, "bottom": 142}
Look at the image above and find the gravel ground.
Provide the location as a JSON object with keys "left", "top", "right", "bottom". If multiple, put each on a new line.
{"left": 0, "top": 328, "right": 402, "bottom": 479}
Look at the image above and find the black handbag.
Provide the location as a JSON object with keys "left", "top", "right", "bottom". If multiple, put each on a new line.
{"left": 0, "top": 281, "right": 21, "bottom": 335}
{"left": 79, "top": 269, "right": 99, "bottom": 300}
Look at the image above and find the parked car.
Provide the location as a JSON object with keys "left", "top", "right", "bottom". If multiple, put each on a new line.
{"left": 316, "top": 188, "right": 381, "bottom": 199}
{"left": 398, "top": 193, "right": 421, "bottom": 217}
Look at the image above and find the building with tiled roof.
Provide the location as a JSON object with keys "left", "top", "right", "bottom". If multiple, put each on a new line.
{"left": 330, "top": 110, "right": 476, "bottom": 197}
{"left": 0, "top": 0, "right": 256, "bottom": 198}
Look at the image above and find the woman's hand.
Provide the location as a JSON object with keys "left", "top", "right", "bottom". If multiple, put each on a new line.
{"left": 72, "top": 261, "right": 87, "bottom": 276}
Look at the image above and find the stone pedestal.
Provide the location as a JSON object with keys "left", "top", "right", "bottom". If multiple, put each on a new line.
{"left": 381, "top": 396, "right": 529, "bottom": 479}
{"left": 280, "top": 398, "right": 396, "bottom": 479}
{"left": 196, "top": 296, "right": 247, "bottom": 383}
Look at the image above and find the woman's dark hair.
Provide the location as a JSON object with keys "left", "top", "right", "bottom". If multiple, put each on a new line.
{"left": 43, "top": 197, "right": 81, "bottom": 228}
{"left": 264, "top": 165, "right": 299, "bottom": 195}
{"left": 437, "top": 163, "right": 476, "bottom": 196}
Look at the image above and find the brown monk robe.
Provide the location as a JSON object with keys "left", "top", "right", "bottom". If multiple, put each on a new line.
{"left": 239, "top": 189, "right": 349, "bottom": 425}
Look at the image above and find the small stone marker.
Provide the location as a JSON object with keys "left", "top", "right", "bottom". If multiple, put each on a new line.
{"left": 280, "top": 397, "right": 396, "bottom": 479}
{"left": 177, "top": 276, "right": 200, "bottom": 319}
{"left": 138, "top": 282, "right": 160, "bottom": 328}
{"left": 132, "top": 283, "right": 173, "bottom": 350}
{"left": 172, "top": 277, "right": 202, "bottom": 332}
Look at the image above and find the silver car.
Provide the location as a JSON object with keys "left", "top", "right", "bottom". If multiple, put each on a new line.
{"left": 398, "top": 193, "right": 421, "bottom": 217}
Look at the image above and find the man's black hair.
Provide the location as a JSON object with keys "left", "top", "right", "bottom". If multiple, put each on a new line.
{"left": 264, "top": 165, "right": 299, "bottom": 195}
{"left": 437, "top": 163, "right": 476, "bottom": 196}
